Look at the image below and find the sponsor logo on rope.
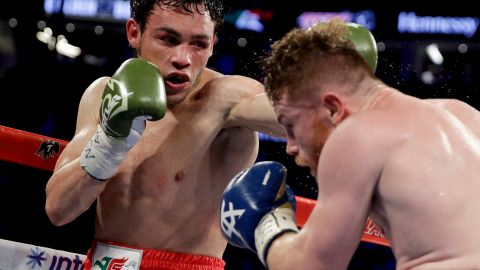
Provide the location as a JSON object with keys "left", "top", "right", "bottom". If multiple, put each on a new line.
{"left": 35, "top": 140, "right": 60, "bottom": 159}
{"left": 363, "top": 218, "right": 386, "bottom": 238}
{"left": 26, "top": 247, "right": 46, "bottom": 269}
{"left": 25, "top": 246, "right": 84, "bottom": 270}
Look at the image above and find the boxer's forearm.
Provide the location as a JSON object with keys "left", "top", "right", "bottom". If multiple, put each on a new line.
{"left": 267, "top": 231, "right": 345, "bottom": 270}
{"left": 266, "top": 232, "right": 308, "bottom": 270}
{"left": 45, "top": 158, "right": 107, "bottom": 226}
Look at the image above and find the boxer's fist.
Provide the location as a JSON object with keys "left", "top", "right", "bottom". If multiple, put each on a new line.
{"left": 314, "top": 21, "right": 377, "bottom": 72}
{"left": 80, "top": 59, "right": 166, "bottom": 180}
{"left": 345, "top": 22, "right": 378, "bottom": 73}
{"left": 220, "top": 161, "right": 298, "bottom": 267}
{"left": 100, "top": 58, "right": 166, "bottom": 138}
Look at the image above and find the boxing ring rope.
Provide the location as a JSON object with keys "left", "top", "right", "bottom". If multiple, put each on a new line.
{"left": 0, "top": 125, "right": 68, "bottom": 171}
{"left": 0, "top": 124, "right": 389, "bottom": 268}
{"left": 0, "top": 238, "right": 86, "bottom": 270}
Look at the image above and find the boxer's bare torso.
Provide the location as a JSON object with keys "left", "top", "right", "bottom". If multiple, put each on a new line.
{"left": 96, "top": 73, "right": 261, "bottom": 258}
{"left": 48, "top": 68, "right": 282, "bottom": 258}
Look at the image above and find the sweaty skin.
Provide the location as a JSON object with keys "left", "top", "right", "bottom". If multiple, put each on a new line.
{"left": 269, "top": 86, "right": 480, "bottom": 270}
{"left": 45, "top": 5, "right": 283, "bottom": 258}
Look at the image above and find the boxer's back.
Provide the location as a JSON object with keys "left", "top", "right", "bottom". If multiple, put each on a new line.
{"left": 369, "top": 91, "right": 480, "bottom": 269}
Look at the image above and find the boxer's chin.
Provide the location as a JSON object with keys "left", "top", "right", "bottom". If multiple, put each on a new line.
{"left": 295, "top": 158, "right": 317, "bottom": 177}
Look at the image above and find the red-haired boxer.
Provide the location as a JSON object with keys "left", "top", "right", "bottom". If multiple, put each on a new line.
{"left": 220, "top": 19, "right": 480, "bottom": 269}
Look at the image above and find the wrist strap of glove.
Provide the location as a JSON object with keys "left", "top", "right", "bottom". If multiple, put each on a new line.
{"left": 255, "top": 207, "right": 299, "bottom": 267}
{"left": 80, "top": 125, "right": 133, "bottom": 181}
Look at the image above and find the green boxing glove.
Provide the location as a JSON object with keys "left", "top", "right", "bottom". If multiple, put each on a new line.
{"left": 345, "top": 22, "right": 378, "bottom": 73}
{"left": 316, "top": 21, "right": 378, "bottom": 73}
{"left": 80, "top": 58, "right": 166, "bottom": 180}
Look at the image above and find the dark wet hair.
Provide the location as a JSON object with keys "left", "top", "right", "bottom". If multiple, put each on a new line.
{"left": 130, "top": 0, "right": 224, "bottom": 33}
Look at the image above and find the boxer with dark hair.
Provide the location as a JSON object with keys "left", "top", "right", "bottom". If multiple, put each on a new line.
{"left": 45, "top": 1, "right": 285, "bottom": 269}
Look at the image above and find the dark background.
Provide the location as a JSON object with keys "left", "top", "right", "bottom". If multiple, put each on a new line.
{"left": 0, "top": 0, "right": 478, "bottom": 269}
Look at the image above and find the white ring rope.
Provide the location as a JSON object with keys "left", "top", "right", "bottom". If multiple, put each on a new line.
{"left": 0, "top": 238, "right": 86, "bottom": 270}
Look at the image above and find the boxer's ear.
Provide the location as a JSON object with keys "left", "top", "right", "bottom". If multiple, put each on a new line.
{"left": 126, "top": 19, "right": 141, "bottom": 49}
{"left": 322, "top": 93, "right": 346, "bottom": 126}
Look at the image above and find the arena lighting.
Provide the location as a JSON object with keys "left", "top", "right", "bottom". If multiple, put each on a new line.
{"left": 44, "top": 0, "right": 62, "bottom": 14}
{"left": 297, "top": 10, "right": 376, "bottom": 31}
{"left": 37, "top": 28, "right": 81, "bottom": 58}
{"left": 36, "top": 27, "right": 56, "bottom": 50}
{"left": 66, "top": 23, "right": 75, "bottom": 33}
{"left": 8, "top": 18, "right": 18, "bottom": 28}
{"left": 397, "top": 12, "right": 480, "bottom": 38}
{"left": 458, "top": 44, "right": 468, "bottom": 54}
{"left": 377, "top": 42, "right": 385, "bottom": 52}
{"left": 44, "top": 0, "right": 130, "bottom": 22}
{"left": 94, "top": 25, "right": 104, "bottom": 35}
{"left": 37, "top": 20, "right": 47, "bottom": 30}
{"left": 426, "top": 43, "right": 444, "bottom": 65}
{"left": 235, "top": 10, "right": 264, "bottom": 32}
{"left": 225, "top": 9, "right": 272, "bottom": 33}
{"left": 36, "top": 27, "right": 52, "bottom": 44}
{"left": 237, "top": 37, "right": 248, "bottom": 47}
{"left": 421, "top": 71, "right": 435, "bottom": 85}
{"left": 56, "top": 35, "right": 82, "bottom": 58}
{"left": 62, "top": 0, "right": 98, "bottom": 18}
{"left": 112, "top": 0, "right": 131, "bottom": 20}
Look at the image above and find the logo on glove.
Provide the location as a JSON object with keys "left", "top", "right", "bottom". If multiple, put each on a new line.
{"left": 100, "top": 79, "right": 132, "bottom": 136}
{"left": 220, "top": 200, "right": 246, "bottom": 239}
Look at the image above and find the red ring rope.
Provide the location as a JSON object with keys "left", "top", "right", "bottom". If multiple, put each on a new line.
{"left": 0, "top": 124, "right": 390, "bottom": 247}
{"left": 0, "top": 125, "right": 67, "bottom": 171}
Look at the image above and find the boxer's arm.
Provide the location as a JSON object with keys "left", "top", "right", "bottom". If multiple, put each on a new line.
{"left": 46, "top": 59, "right": 166, "bottom": 226}
{"left": 220, "top": 75, "right": 286, "bottom": 138}
{"left": 266, "top": 118, "right": 386, "bottom": 269}
{"left": 45, "top": 77, "right": 109, "bottom": 226}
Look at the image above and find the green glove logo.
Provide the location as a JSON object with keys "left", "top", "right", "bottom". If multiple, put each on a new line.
{"left": 100, "top": 78, "right": 132, "bottom": 136}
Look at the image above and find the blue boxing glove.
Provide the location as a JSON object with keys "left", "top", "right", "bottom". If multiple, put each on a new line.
{"left": 220, "top": 161, "right": 299, "bottom": 267}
